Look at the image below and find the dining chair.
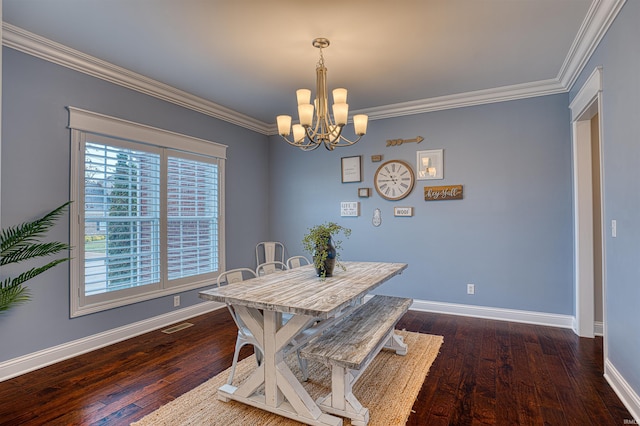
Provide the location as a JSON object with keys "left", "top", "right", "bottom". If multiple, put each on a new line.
{"left": 253, "top": 261, "right": 315, "bottom": 381}
{"left": 286, "top": 255, "right": 311, "bottom": 269}
{"left": 256, "top": 260, "right": 288, "bottom": 276}
{"left": 216, "top": 268, "right": 262, "bottom": 385}
{"left": 255, "top": 241, "right": 286, "bottom": 267}
{"left": 218, "top": 266, "right": 310, "bottom": 382}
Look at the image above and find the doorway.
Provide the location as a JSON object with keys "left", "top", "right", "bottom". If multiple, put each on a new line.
{"left": 570, "top": 67, "right": 604, "bottom": 340}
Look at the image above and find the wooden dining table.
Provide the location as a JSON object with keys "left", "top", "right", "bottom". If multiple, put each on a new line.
{"left": 199, "top": 261, "right": 408, "bottom": 426}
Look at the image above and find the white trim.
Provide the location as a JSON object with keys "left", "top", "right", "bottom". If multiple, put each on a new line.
{"left": 68, "top": 108, "right": 227, "bottom": 317}
{"left": 570, "top": 66, "right": 603, "bottom": 121}
{"left": 0, "top": 297, "right": 599, "bottom": 383}
{"left": 365, "top": 296, "right": 575, "bottom": 329}
{"left": 1, "top": 23, "right": 269, "bottom": 135}
{"left": 0, "top": 302, "right": 224, "bottom": 382}
{"left": 67, "top": 106, "right": 227, "bottom": 159}
{"left": 353, "top": 79, "right": 566, "bottom": 121}
{"left": 605, "top": 359, "right": 640, "bottom": 424}
{"left": 558, "top": 0, "right": 627, "bottom": 90}
{"left": 1, "top": 0, "right": 626, "bottom": 134}
{"left": 573, "top": 118, "right": 596, "bottom": 338}
{"left": 594, "top": 321, "right": 604, "bottom": 336}
{"left": 569, "top": 66, "right": 604, "bottom": 339}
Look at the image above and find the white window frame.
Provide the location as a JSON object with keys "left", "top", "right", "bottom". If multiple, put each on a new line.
{"left": 68, "top": 107, "right": 227, "bottom": 317}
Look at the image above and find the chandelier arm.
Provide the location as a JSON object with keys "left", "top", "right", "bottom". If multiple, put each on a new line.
{"left": 332, "top": 133, "right": 364, "bottom": 147}
{"left": 279, "top": 134, "right": 322, "bottom": 151}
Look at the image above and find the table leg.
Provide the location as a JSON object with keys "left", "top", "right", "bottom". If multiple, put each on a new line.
{"left": 218, "top": 307, "right": 343, "bottom": 426}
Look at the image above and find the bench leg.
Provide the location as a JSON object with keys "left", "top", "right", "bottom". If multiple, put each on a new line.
{"left": 317, "top": 365, "right": 370, "bottom": 426}
{"left": 384, "top": 330, "right": 408, "bottom": 355}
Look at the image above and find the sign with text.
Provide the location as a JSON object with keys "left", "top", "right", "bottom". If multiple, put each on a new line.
{"left": 424, "top": 185, "right": 463, "bottom": 201}
{"left": 394, "top": 207, "right": 414, "bottom": 217}
{"left": 340, "top": 201, "right": 360, "bottom": 217}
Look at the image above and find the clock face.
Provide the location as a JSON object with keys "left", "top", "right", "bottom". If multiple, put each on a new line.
{"left": 374, "top": 160, "right": 415, "bottom": 200}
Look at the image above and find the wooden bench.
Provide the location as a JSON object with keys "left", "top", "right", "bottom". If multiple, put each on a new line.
{"left": 300, "top": 295, "right": 413, "bottom": 426}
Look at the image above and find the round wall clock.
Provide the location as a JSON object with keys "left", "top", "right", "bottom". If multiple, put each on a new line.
{"left": 374, "top": 159, "right": 415, "bottom": 201}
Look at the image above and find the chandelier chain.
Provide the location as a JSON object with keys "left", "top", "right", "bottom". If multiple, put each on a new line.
{"left": 317, "top": 46, "right": 325, "bottom": 68}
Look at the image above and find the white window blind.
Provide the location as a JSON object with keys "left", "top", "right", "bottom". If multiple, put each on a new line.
{"left": 167, "top": 155, "right": 219, "bottom": 280}
{"left": 84, "top": 142, "right": 161, "bottom": 296}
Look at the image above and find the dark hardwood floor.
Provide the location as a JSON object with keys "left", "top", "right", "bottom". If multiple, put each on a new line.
{"left": 0, "top": 308, "right": 633, "bottom": 425}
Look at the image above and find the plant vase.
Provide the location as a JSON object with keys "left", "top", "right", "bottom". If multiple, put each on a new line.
{"left": 302, "top": 222, "right": 351, "bottom": 280}
{"left": 313, "top": 238, "right": 337, "bottom": 278}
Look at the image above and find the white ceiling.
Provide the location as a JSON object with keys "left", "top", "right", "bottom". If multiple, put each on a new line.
{"left": 3, "top": 0, "right": 600, "bottom": 128}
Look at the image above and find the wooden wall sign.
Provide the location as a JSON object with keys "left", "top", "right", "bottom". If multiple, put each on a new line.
{"left": 424, "top": 185, "right": 463, "bottom": 201}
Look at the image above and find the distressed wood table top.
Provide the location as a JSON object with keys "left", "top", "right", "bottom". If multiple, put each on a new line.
{"left": 199, "top": 261, "right": 407, "bottom": 319}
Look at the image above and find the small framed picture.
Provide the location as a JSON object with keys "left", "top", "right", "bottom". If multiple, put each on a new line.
{"left": 417, "top": 149, "right": 444, "bottom": 180}
{"left": 394, "top": 207, "right": 414, "bottom": 217}
{"left": 340, "top": 201, "right": 360, "bottom": 217}
{"left": 341, "top": 155, "right": 362, "bottom": 183}
{"left": 358, "top": 187, "right": 371, "bottom": 198}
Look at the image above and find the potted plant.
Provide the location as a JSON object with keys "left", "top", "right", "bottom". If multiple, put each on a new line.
{"left": 302, "top": 222, "right": 351, "bottom": 278}
{"left": 1, "top": 202, "right": 71, "bottom": 313}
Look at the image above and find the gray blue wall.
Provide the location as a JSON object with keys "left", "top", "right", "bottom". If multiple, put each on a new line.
{"left": 569, "top": 0, "right": 640, "bottom": 402}
{"left": 0, "top": 48, "right": 270, "bottom": 360}
{"left": 1, "top": 1, "right": 639, "bottom": 409}
{"left": 269, "top": 94, "right": 574, "bottom": 314}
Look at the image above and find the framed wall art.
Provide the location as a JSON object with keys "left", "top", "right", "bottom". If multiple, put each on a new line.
{"left": 358, "top": 187, "right": 371, "bottom": 198}
{"left": 341, "top": 155, "right": 362, "bottom": 183}
{"left": 416, "top": 149, "right": 443, "bottom": 180}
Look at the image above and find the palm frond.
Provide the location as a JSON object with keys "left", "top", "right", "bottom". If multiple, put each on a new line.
{"left": 1, "top": 242, "right": 71, "bottom": 266}
{"left": 0, "top": 201, "right": 71, "bottom": 314}
{"left": 0, "top": 279, "right": 31, "bottom": 312}
{"left": 8, "top": 258, "right": 71, "bottom": 288}
{"left": 0, "top": 201, "right": 71, "bottom": 257}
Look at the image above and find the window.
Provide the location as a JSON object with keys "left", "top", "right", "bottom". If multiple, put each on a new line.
{"left": 69, "top": 107, "right": 226, "bottom": 317}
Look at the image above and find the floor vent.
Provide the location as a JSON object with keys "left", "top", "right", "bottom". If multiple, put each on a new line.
{"left": 161, "top": 322, "right": 194, "bottom": 334}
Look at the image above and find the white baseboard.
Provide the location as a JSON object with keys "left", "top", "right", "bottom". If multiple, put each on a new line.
{"left": 0, "top": 301, "right": 224, "bottom": 382}
{"left": 595, "top": 321, "right": 604, "bottom": 336}
{"left": 407, "top": 298, "right": 575, "bottom": 329}
{"left": 0, "top": 296, "right": 603, "bottom": 383}
{"left": 570, "top": 318, "right": 605, "bottom": 337}
{"left": 605, "top": 359, "right": 640, "bottom": 424}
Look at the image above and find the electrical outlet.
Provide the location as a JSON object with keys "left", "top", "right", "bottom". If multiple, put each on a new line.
{"left": 467, "top": 284, "right": 475, "bottom": 295}
{"left": 173, "top": 295, "right": 180, "bottom": 307}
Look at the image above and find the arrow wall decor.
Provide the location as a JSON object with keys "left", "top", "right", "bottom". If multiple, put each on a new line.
{"left": 386, "top": 136, "right": 424, "bottom": 146}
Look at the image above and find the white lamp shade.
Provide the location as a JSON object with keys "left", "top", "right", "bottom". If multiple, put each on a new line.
{"left": 353, "top": 114, "right": 368, "bottom": 135}
{"left": 298, "top": 104, "right": 314, "bottom": 126}
{"left": 296, "top": 89, "right": 311, "bottom": 105}
{"left": 277, "top": 115, "right": 291, "bottom": 136}
{"left": 333, "top": 103, "right": 348, "bottom": 126}
{"left": 333, "top": 88, "right": 347, "bottom": 104}
{"left": 292, "top": 124, "right": 305, "bottom": 143}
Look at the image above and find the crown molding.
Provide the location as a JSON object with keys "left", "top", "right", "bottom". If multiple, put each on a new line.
{"left": 2, "top": 0, "right": 627, "bottom": 135}
{"left": 355, "top": 78, "right": 566, "bottom": 121}
{"left": 1, "top": 22, "right": 271, "bottom": 135}
{"left": 557, "top": 0, "right": 627, "bottom": 89}
{"left": 264, "top": 79, "right": 566, "bottom": 135}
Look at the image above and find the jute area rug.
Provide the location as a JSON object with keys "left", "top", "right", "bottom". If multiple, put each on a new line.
{"left": 131, "top": 330, "right": 443, "bottom": 426}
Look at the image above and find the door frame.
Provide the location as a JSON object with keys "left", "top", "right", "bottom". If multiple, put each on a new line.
{"left": 569, "top": 66, "right": 604, "bottom": 340}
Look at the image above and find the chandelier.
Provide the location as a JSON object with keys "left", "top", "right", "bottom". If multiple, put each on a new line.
{"left": 276, "top": 38, "right": 368, "bottom": 151}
